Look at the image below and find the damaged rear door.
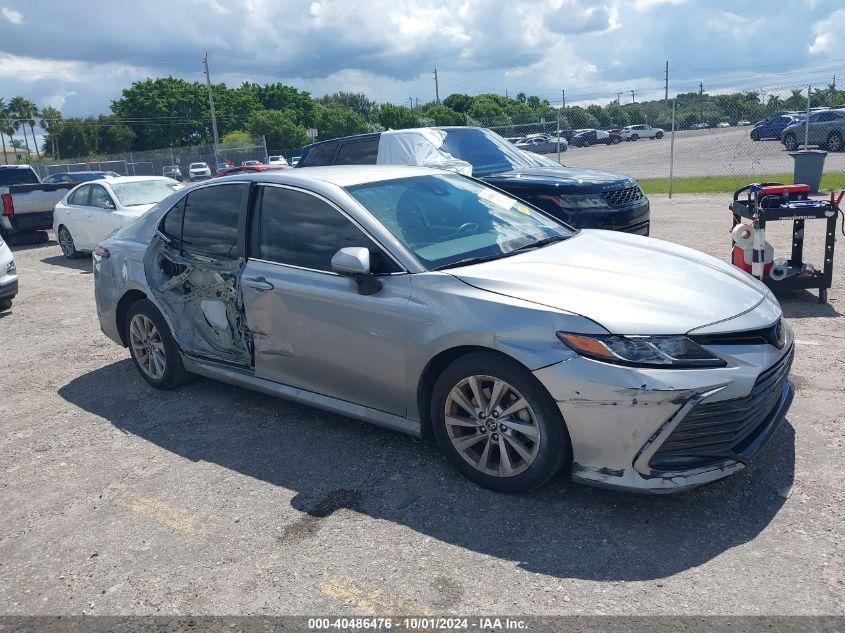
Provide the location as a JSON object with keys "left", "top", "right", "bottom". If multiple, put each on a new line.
{"left": 144, "top": 182, "right": 253, "bottom": 366}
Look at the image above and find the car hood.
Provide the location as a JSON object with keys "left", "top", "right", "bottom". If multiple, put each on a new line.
{"left": 450, "top": 229, "right": 771, "bottom": 335}
{"left": 120, "top": 204, "right": 156, "bottom": 217}
{"left": 482, "top": 166, "right": 635, "bottom": 195}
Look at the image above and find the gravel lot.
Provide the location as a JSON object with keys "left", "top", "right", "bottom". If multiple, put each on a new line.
{"left": 1, "top": 194, "right": 843, "bottom": 616}
{"left": 547, "top": 127, "right": 845, "bottom": 179}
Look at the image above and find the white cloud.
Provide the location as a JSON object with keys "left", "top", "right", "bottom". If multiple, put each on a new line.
{"left": 809, "top": 9, "right": 844, "bottom": 55}
{"left": 1, "top": 5, "right": 23, "bottom": 24}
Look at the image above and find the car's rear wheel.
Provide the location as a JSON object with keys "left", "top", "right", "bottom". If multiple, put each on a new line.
{"left": 0, "top": 298, "right": 11, "bottom": 311}
{"left": 655, "top": 131, "right": 664, "bottom": 139}
{"left": 125, "top": 299, "right": 190, "bottom": 390}
{"left": 57, "top": 225, "right": 79, "bottom": 259}
{"left": 783, "top": 133, "right": 799, "bottom": 151}
{"left": 826, "top": 132, "right": 843, "bottom": 152}
{"left": 431, "top": 352, "right": 571, "bottom": 493}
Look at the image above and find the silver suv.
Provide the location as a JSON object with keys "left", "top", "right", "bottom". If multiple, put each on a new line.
{"left": 93, "top": 166, "right": 793, "bottom": 493}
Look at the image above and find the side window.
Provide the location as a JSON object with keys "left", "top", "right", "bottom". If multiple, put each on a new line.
{"left": 253, "top": 186, "right": 399, "bottom": 274}
{"left": 160, "top": 197, "right": 186, "bottom": 244}
{"left": 301, "top": 143, "right": 338, "bottom": 167}
{"left": 89, "top": 185, "right": 114, "bottom": 209}
{"left": 69, "top": 185, "right": 91, "bottom": 206}
{"left": 334, "top": 139, "right": 379, "bottom": 165}
{"left": 181, "top": 184, "right": 247, "bottom": 259}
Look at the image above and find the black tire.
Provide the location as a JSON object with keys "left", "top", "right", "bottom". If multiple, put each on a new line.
{"left": 783, "top": 133, "right": 798, "bottom": 151}
{"left": 0, "top": 298, "right": 11, "bottom": 312}
{"left": 630, "top": 133, "right": 639, "bottom": 141}
{"left": 750, "top": 130, "right": 759, "bottom": 141}
{"left": 124, "top": 298, "right": 191, "bottom": 390}
{"left": 826, "top": 132, "right": 843, "bottom": 152}
{"left": 655, "top": 131, "right": 664, "bottom": 139}
{"left": 431, "top": 352, "right": 571, "bottom": 493}
{"left": 57, "top": 225, "right": 80, "bottom": 259}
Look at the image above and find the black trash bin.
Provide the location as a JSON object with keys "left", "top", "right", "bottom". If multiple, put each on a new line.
{"left": 789, "top": 149, "right": 827, "bottom": 193}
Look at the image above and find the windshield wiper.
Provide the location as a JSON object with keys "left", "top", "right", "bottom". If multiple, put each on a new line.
{"left": 431, "top": 253, "right": 507, "bottom": 271}
{"left": 510, "top": 234, "right": 570, "bottom": 253}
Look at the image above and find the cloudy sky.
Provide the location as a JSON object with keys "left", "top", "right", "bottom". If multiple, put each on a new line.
{"left": 0, "top": 0, "right": 843, "bottom": 118}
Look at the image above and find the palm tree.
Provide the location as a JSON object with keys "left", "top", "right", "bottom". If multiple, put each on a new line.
{"left": 40, "top": 106, "right": 63, "bottom": 158}
{"left": 9, "top": 96, "right": 40, "bottom": 159}
{"left": 0, "top": 98, "right": 8, "bottom": 165}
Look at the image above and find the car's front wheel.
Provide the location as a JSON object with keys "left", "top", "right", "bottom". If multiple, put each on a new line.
{"left": 431, "top": 352, "right": 571, "bottom": 493}
{"left": 655, "top": 131, "right": 664, "bottom": 139}
{"left": 826, "top": 132, "right": 843, "bottom": 152}
{"left": 125, "top": 299, "right": 190, "bottom": 390}
{"left": 630, "top": 133, "right": 639, "bottom": 141}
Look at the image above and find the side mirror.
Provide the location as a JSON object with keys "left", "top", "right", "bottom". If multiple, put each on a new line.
{"left": 105, "top": 200, "right": 116, "bottom": 210}
{"left": 331, "top": 247, "right": 382, "bottom": 295}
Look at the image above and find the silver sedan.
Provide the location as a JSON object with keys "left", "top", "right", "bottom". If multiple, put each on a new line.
{"left": 92, "top": 166, "right": 793, "bottom": 493}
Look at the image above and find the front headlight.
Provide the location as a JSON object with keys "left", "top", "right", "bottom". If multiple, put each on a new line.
{"left": 539, "top": 194, "right": 607, "bottom": 209}
{"left": 557, "top": 332, "right": 726, "bottom": 369}
{"left": 6, "top": 259, "right": 15, "bottom": 275}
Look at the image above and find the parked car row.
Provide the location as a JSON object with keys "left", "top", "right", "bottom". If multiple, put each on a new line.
{"left": 509, "top": 125, "right": 665, "bottom": 151}
{"left": 778, "top": 109, "right": 845, "bottom": 152}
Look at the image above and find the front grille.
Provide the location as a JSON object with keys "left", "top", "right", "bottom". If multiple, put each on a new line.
{"left": 603, "top": 186, "right": 644, "bottom": 207}
{"left": 690, "top": 319, "right": 784, "bottom": 348}
{"left": 649, "top": 347, "right": 793, "bottom": 471}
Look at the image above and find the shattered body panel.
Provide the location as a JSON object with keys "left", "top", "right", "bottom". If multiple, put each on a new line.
{"left": 144, "top": 236, "right": 251, "bottom": 366}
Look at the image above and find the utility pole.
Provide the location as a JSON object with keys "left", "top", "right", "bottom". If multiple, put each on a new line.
{"left": 433, "top": 68, "right": 440, "bottom": 105}
{"left": 617, "top": 92, "right": 622, "bottom": 105}
{"left": 699, "top": 81, "right": 704, "bottom": 121}
{"left": 203, "top": 53, "right": 220, "bottom": 158}
{"left": 664, "top": 60, "right": 669, "bottom": 103}
{"left": 631, "top": 90, "right": 636, "bottom": 104}
{"left": 561, "top": 90, "right": 566, "bottom": 109}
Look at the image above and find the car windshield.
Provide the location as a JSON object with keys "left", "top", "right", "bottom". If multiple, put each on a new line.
{"left": 346, "top": 174, "right": 572, "bottom": 270}
{"left": 438, "top": 128, "right": 534, "bottom": 177}
{"left": 190, "top": 163, "right": 206, "bottom": 169}
{"left": 110, "top": 180, "right": 181, "bottom": 207}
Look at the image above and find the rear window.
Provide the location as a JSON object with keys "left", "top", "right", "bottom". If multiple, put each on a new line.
{"left": 335, "top": 139, "right": 379, "bottom": 165}
{"left": 0, "top": 167, "right": 39, "bottom": 187}
{"left": 301, "top": 142, "right": 338, "bottom": 167}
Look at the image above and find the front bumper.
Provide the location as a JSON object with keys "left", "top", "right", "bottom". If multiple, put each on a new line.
{"left": 0, "top": 277, "right": 18, "bottom": 300}
{"left": 533, "top": 337, "right": 794, "bottom": 493}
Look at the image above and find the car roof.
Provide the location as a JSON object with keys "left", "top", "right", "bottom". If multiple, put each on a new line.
{"left": 93, "top": 176, "right": 175, "bottom": 186}
{"left": 218, "top": 164, "right": 442, "bottom": 187}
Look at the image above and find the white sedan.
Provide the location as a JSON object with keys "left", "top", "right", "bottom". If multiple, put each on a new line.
{"left": 621, "top": 124, "right": 664, "bottom": 140}
{"left": 53, "top": 176, "right": 182, "bottom": 259}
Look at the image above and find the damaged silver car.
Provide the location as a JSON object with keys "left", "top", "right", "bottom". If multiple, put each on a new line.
{"left": 93, "top": 166, "right": 793, "bottom": 493}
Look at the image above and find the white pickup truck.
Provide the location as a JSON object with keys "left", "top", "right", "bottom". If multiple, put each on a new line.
{"left": 0, "top": 165, "right": 75, "bottom": 237}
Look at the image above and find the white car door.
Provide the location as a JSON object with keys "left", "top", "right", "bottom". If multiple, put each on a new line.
{"left": 57, "top": 184, "right": 92, "bottom": 247}
{"left": 84, "top": 184, "right": 126, "bottom": 248}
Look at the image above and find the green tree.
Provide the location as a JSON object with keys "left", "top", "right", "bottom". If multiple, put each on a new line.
{"left": 586, "top": 104, "right": 610, "bottom": 128}
{"left": 318, "top": 92, "right": 375, "bottom": 120}
{"left": 374, "top": 103, "right": 419, "bottom": 130}
{"left": 312, "top": 102, "right": 368, "bottom": 140}
{"left": 220, "top": 130, "right": 252, "bottom": 146}
{"left": 0, "top": 98, "right": 9, "bottom": 164}
{"left": 422, "top": 104, "right": 464, "bottom": 126}
{"left": 443, "top": 93, "right": 474, "bottom": 114}
{"left": 98, "top": 116, "right": 135, "bottom": 153}
{"left": 39, "top": 106, "right": 63, "bottom": 158}
{"left": 246, "top": 110, "right": 309, "bottom": 149}
{"left": 58, "top": 118, "right": 100, "bottom": 157}
{"left": 604, "top": 102, "right": 630, "bottom": 128}
{"left": 9, "top": 96, "right": 39, "bottom": 158}
{"left": 561, "top": 106, "right": 598, "bottom": 129}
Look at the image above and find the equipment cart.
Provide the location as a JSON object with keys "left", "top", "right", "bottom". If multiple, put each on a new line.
{"left": 730, "top": 183, "right": 842, "bottom": 304}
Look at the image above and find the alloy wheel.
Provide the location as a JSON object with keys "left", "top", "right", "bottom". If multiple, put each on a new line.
{"left": 444, "top": 375, "right": 541, "bottom": 477}
{"left": 58, "top": 227, "right": 75, "bottom": 258}
{"left": 129, "top": 314, "right": 167, "bottom": 380}
{"left": 828, "top": 133, "right": 842, "bottom": 152}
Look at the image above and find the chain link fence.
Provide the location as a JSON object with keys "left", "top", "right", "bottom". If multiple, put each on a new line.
{"left": 30, "top": 138, "right": 268, "bottom": 180}
{"left": 470, "top": 84, "right": 845, "bottom": 193}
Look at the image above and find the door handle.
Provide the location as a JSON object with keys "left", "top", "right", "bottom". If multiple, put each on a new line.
{"left": 243, "top": 276, "right": 274, "bottom": 291}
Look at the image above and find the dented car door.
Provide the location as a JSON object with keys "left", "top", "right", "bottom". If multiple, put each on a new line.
{"left": 144, "top": 182, "right": 253, "bottom": 366}
{"left": 241, "top": 184, "right": 412, "bottom": 416}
